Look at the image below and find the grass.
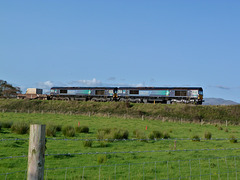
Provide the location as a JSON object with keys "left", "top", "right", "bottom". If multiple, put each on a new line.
{"left": 1, "top": 99, "right": 240, "bottom": 123}
{"left": 0, "top": 111, "right": 240, "bottom": 179}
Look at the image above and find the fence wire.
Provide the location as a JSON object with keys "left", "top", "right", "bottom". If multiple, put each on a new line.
{"left": 1, "top": 137, "right": 240, "bottom": 142}
{"left": 1, "top": 156, "right": 240, "bottom": 180}
{"left": 1, "top": 147, "right": 240, "bottom": 160}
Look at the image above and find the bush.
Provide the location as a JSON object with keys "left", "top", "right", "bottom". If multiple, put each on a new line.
{"left": 225, "top": 128, "right": 229, "bottom": 133}
{"left": 163, "top": 132, "right": 170, "bottom": 139}
{"left": 83, "top": 140, "right": 93, "bottom": 147}
{"left": 97, "top": 128, "right": 128, "bottom": 140}
{"left": 0, "top": 121, "right": 13, "bottom": 128}
{"left": 76, "top": 125, "right": 89, "bottom": 133}
{"left": 11, "top": 122, "right": 29, "bottom": 134}
{"left": 218, "top": 126, "right": 223, "bottom": 130}
{"left": 134, "top": 130, "right": 148, "bottom": 142}
{"left": 0, "top": 123, "right": 1, "bottom": 131}
{"left": 149, "top": 130, "right": 162, "bottom": 140}
{"left": 46, "top": 124, "right": 57, "bottom": 137}
{"left": 204, "top": 131, "right": 212, "bottom": 140}
{"left": 99, "top": 142, "right": 108, "bottom": 147}
{"left": 97, "top": 155, "right": 107, "bottom": 164}
{"left": 111, "top": 128, "right": 129, "bottom": 139}
{"left": 192, "top": 135, "right": 200, "bottom": 142}
{"left": 62, "top": 126, "right": 75, "bottom": 137}
{"left": 229, "top": 136, "right": 237, "bottom": 143}
{"left": 98, "top": 128, "right": 111, "bottom": 134}
{"left": 55, "top": 125, "right": 62, "bottom": 132}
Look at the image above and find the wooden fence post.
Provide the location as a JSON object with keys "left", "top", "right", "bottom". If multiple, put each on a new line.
{"left": 27, "top": 124, "right": 46, "bottom": 180}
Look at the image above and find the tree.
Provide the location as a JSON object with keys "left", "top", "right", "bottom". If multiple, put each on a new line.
{"left": 0, "top": 80, "right": 21, "bottom": 98}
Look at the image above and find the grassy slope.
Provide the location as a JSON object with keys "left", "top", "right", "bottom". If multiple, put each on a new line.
{"left": 1, "top": 111, "right": 240, "bottom": 179}
{"left": 0, "top": 99, "right": 240, "bottom": 123}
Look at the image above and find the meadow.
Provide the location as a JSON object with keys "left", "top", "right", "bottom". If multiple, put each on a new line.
{"left": 1, "top": 109, "right": 240, "bottom": 179}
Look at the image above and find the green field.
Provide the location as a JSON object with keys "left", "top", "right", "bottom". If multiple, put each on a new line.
{"left": 0, "top": 110, "right": 240, "bottom": 179}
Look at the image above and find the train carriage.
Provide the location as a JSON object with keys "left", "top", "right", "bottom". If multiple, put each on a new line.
{"left": 50, "top": 87, "right": 203, "bottom": 104}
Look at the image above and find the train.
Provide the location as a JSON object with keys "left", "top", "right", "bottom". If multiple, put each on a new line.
{"left": 49, "top": 87, "right": 204, "bottom": 104}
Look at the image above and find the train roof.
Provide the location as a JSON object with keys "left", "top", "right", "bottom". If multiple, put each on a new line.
{"left": 51, "top": 87, "right": 203, "bottom": 90}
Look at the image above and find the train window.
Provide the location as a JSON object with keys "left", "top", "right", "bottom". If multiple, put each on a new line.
{"left": 60, "top": 90, "right": 67, "bottom": 94}
{"left": 199, "top": 91, "right": 203, "bottom": 95}
{"left": 95, "top": 90, "right": 105, "bottom": 95}
{"left": 175, "top": 91, "right": 187, "bottom": 96}
{"left": 109, "top": 90, "right": 113, "bottom": 94}
{"left": 118, "top": 90, "right": 123, "bottom": 93}
{"left": 130, "top": 90, "right": 139, "bottom": 95}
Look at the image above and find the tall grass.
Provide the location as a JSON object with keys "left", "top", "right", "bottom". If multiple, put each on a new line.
{"left": 11, "top": 122, "right": 29, "bottom": 134}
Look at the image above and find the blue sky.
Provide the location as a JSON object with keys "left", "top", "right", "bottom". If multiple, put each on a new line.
{"left": 1, "top": 1, "right": 240, "bottom": 103}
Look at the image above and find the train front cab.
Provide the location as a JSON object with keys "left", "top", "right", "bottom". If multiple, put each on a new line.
{"left": 197, "top": 89, "right": 204, "bottom": 104}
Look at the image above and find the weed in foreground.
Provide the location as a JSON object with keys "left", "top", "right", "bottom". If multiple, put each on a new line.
{"left": 11, "top": 122, "right": 29, "bottom": 134}
{"left": 204, "top": 131, "right": 212, "bottom": 140}
{"left": 192, "top": 135, "right": 200, "bottom": 142}
{"left": 46, "top": 124, "right": 57, "bottom": 137}
{"left": 83, "top": 139, "right": 93, "bottom": 147}
{"left": 229, "top": 135, "right": 237, "bottom": 143}
{"left": 62, "top": 125, "right": 75, "bottom": 137}
{"left": 76, "top": 125, "right": 89, "bottom": 133}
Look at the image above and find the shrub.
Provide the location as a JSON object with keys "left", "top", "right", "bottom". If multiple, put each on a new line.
{"left": 76, "top": 125, "right": 89, "bottom": 133}
{"left": 192, "top": 135, "right": 200, "bottom": 142}
{"left": 149, "top": 130, "right": 162, "bottom": 140}
{"left": 97, "top": 128, "right": 128, "bottom": 140}
{"left": 97, "top": 155, "right": 107, "bottom": 164}
{"left": 99, "top": 142, "right": 108, "bottom": 147}
{"left": 11, "top": 122, "right": 29, "bottom": 134}
{"left": 62, "top": 126, "right": 75, "bottom": 137}
{"left": 218, "top": 126, "right": 223, "bottom": 130}
{"left": 98, "top": 128, "right": 111, "bottom": 134}
{"left": 163, "top": 132, "right": 170, "bottom": 139}
{"left": 134, "top": 130, "right": 147, "bottom": 142}
{"left": 111, "top": 128, "right": 129, "bottom": 139}
{"left": 46, "top": 124, "right": 57, "bottom": 137}
{"left": 225, "top": 128, "right": 229, "bottom": 133}
{"left": 229, "top": 136, "right": 237, "bottom": 143}
{"left": 204, "top": 131, "right": 212, "bottom": 140}
{"left": 0, "top": 123, "right": 1, "bottom": 131}
{"left": 55, "top": 125, "right": 62, "bottom": 132}
{"left": 97, "top": 130, "right": 106, "bottom": 140}
{"left": 83, "top": 140, "right": 93, "bottom": 147}
{"left": 1, "top": 121, "right": 13, "bottom": 128}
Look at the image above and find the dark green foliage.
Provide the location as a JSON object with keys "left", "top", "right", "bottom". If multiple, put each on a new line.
{"left": 75, "top": 125, "right": 89, "bottom": 133}
{"left": 112, "top": 128, "right": 129, "bottom": 139}
{"left": 0, "top": 123, "right": 1, "bottom": 131}
{"left": 229, "top": 135, "right": 237, "bottom": 143}
{"left": 11, "top": 122, "right": 29, "bottom": 134}
{"left": 97, "top": 128, "right": 128, "bottom": 140}
{"left": 83, "top": 140, "right": 93, "bottom": 147}
{"left": 218, "top": 126, "right": 223, "bottom": 130}
{"left": 97, "top": 155, "right": 107, "bottom": 164}
{"left": 134, "top": 129, "right": 148, "bottom": 142}
{"left": 55, "top": 125, "right": 62, "bottom": 132}
{"left": 149, "top": 130, "right": 163, "bottom": 139}
{"left": 99, "top": 142, "right": 108, "bottom": 147}
{"left": 62, "top": 125, "right": 75, "bottom": 137}
{"left": 192, "top": 135, "right": 200, "bottom": 142}
{"left": 46, "top": 124, "right": 57, "bottom": 137}
{"left": 163, "top": 132, "right": 170, "bottom": 139}
{"left": 98, "top": 128, "right": 111, "bottom": 134}
{"left": 204, "top": 131, "right": 212, "bottom": 140}
{"left": 0, "top": 121, "right": 13, "bottom": 128}
{"left": 225, "top": 128, "right": 229, "bottom": 133}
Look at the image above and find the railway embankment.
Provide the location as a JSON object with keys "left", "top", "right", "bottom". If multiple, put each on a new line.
{"left": 0, "top": 99, "right": 239, "bottom": 124}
